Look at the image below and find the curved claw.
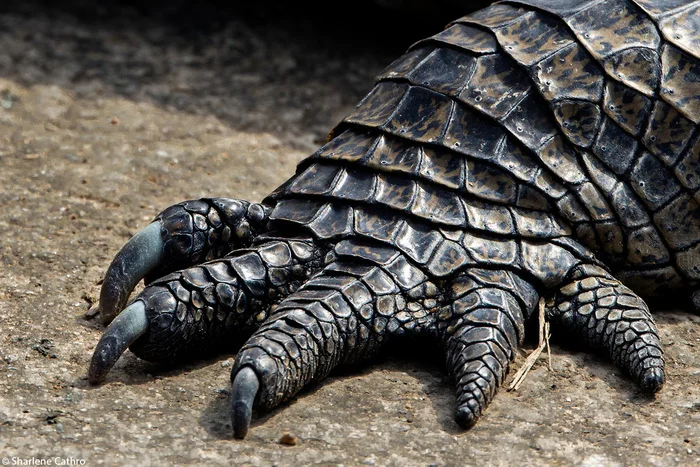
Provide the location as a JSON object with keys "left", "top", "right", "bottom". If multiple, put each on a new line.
{"left": 97, "top": 222, "right": 164, "bottom": 324}
{"left": 88, "top": 301, "right": 149, "bottom": 384}
{"left": 230, "top": 366, "right": 260, "bottom": 439}
{"left": 640, "top": 367, "right": 665, "bottom": 394}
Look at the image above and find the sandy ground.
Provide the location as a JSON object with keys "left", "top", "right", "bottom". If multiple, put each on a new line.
{"left": 1, "top": 1, "right": 699, "bottom": 465}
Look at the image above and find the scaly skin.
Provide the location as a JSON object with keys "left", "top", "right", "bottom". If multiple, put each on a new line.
{"left": 88, "top": 0, "right": 699, "bottom": 438}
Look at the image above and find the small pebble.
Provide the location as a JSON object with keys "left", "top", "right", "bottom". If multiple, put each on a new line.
{"left": 279, "top": 432, "right": 298, "bottom": 446}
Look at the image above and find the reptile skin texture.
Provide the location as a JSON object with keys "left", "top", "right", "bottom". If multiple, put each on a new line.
{"left": 87, "top": 0, "right": 700, "bottom": 438}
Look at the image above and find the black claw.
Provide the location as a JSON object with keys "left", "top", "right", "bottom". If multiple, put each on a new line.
{"left": 99, "top": 222, "right": 164, "bottom": 324}
{"left": 231, "top": 366, "right": 260, "bottom": 439}
{"left": 88, "top": 301, "right": 149, "bottom": 384}
{"left": 640, "top": 367, "right": 665, "bottom": 394}
{"left": 455, "top": 403, "right": 480, "bottom": 429}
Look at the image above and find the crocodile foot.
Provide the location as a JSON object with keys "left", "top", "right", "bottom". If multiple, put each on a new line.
{"left": 89, "top": 202, "right": 665, "bottom": 439}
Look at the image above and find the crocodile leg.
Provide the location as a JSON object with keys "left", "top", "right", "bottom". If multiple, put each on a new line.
{"left": 96, "top": 198, "right": 271, "bottom": 324}
{"left": 438, "top": 268, "right": 538, "bottom": 428}
{"left": 546, "top": 264, "right": 665, "bottom": 392}
{"left": 85, "top": 0, "right": 700, "bottom": 440}
{"left": 89, "top": 238, "right": 326, "bottom": 383}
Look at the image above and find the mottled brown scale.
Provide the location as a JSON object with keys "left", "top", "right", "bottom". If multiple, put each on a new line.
{"left": 654, "top": 194, "right": 700, "bottom": 248}
{"left": 412, "top": 183, "right": 466, "bottom": 226}
{"left": 405, "top": 48, "right": 477, "bottom": 96}
{"left": 288, "top": 164, "right": 341, "bottom": 195}
{"left": 461, "top": 3, "right": 526, "bottom": 28}
{"left": 592, "top": 116, "right": 639, "bottom": 174}
{"left": 331, "top": 130, "right": 377, "bottom": 159}
{"left": 531, "top": 164, "right": 567, "bottom": 199}
{"left": 345, "top": 82, "right": 407, "bottom": 127}
{"left": 419, "top": 146, "right": 465, "bottom": 190}
{"left": 354, "top": 208, "right": 403, "bottom": 241}
{"left": 626, "top": 225, "right": 670, "bottom": 266}
{"left": 416, "top": 23, "right": 499, "bottom": 55}
{"left": 384, "top": 86, "right": 453, "bottom": 143}
{"left": 608, "top": 181, "right": 651, "bottom": 228}
{"left": 629, "top": 151, "right": 681, "bottom": 209}
{"left": 603, "top": 79, "right": 652, "bottom": 136}
{"left": 306, "top": 204, "right": 354, "bottom": 239}
{"left": 534, "top": 42, "right": 605, "bottom": 102}
{"left": 442, "top": 104, "right": 506, "bottom": 156}
{"left": 555, "top": 191, "right": 590, "bottom": 225}
{"left": 90, "top": 0, "right": 700, "bottom": 438}
{"left": 331, "top": 168, "right": 376, "bottom": 201}
{"left": 466, "top": 159, "right": 518, "bottom": 203}
{"left": 566, "top": 0, "right": 661, "bottom": 56}
{"left": 631, "top": 0, "right": 693, "bottom": 17}
{"left": 378, "top": 48, "right": 432, "bottom": 81}
{"left": 603, "top": 47, "right": 660, "bottom": 96}
{"left": 462, "top": 199, "right": 513, "bottom": 234}
{"left": 675, "top": 136, "right": 700, "bottom": 191}
{"left": 537, "top": 135, "right": 586, "bottom": 183}
{"left": 643, "top": 100, "right": 696, "bottom": 164}
{"left": 462, "top": 235, "right": 519, "bottom": 266}
{"left": 502, "top": 91, "right": 560, "bottom": 149}
{"left": 493, "top": 11, "right": 574, "bottom": 66}
{"left": 517, "top": 184, "right": 551, "bottom": 210}
{"left": 373, "top": 174, "right": 417, "bottom": 210}
{"left": 580, "top": 151, "right": 616, "bottom": 194}
{"left": 365, "top": 134, "right": 421, "bottom": 174}
{"left": 658, "top": 3, "right": 700, "bottom": 57}
{"left": 553, "top": 100, "right": 601, "bottom": 147}
{"left": 459, "top": 54, "right": 531, "bottom": 119}
{"left": 659, "top": 44, "right": 700, "bottom": 124}
{"left": 396, "top": 220, "right": 443, "bottom": 264}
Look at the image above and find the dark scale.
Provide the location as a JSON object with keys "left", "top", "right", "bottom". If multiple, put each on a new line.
{"left": 87, "top": 0, "right": 700, "bottom": 438}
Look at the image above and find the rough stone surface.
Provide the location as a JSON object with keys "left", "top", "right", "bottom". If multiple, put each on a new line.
{"left": 0, "top": 1, "right": 699, "bottom": 465}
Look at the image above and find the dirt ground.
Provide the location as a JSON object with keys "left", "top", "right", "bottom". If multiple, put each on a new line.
{"left": 1, "top": 1, "right": 699, "bottom": 466}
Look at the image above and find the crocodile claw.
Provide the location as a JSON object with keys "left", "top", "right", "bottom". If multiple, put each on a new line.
{"left": 640, "top": 367, "right": 665, "bottom": 394}
{"left": 88, "top": 301, "right": 149, "bottom": 384}
{"left": 230, "top": 366, "right": 260, "bottom": 439}
{"left": 97, "top": 222, "right": 164, "bottom": 324}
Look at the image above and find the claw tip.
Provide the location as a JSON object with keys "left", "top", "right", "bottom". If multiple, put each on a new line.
{"left": 231, "top": 367, "right": 260, "bottom": 440}
{"left": 640, "top": 367, "right": 665, "bottom": 394}
{"left": 88, "top": 301, "right": 149, "bottom": 385}
{"left": 455, "top": 405, "right": 479, "bottom": 430}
